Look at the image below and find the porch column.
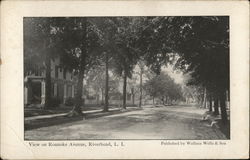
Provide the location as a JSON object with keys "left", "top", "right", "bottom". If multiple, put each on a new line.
{"left": 63, "top": 84, "right": 67, "bottom": 103}
{"left": 72, "top": 85, "right": 74, "bottom": 98}
{"left": 54, "top": 83, "right": 57, "bottom": 97}
{"left": 41, "top": 80, "right": 45, "bottom": 104}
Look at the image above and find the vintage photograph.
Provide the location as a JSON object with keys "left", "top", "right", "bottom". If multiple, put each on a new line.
{"left": 23, "top": 16, "right": 230, "bottom": 140}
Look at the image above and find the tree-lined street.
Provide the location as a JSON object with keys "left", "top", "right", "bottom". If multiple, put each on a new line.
{"left": 25, "top": 104, "right": 226, "bottom": 140}
{"left": 24, "top": 16, "right": 230, "bottom": 139}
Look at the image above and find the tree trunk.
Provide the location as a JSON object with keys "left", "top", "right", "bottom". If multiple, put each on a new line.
{"left": 70, "top": 18, "right": 88, "bottom": 117}
{"left": 214, "top": 98, "right": 219, "bottom": 115}
{"left": 96, "top": 92, "right": 99, "bottom": 105}
{"left": 152, "top": 97, "right": 154, "bottom": 105}
{"left": 101, "top": 88, "right": 104, "bottom": 105}
{"left": 162, "top": 96, "right": 165, "bottom": 105}
{"left": 139, "top": 68, "right": 143, "bottom": 108}
{"left": 220, "top": 91, "right": 228, "bottom": 124}
{"left": 199, "top": 94, "right": 203, "bottom": 105}
{"left": 209, "top": 95, "right": 213, "bottom": 112}
{"left": 202, "top": 87, "right": 207, "bottom": 108}
{"left": 44, "top": 48, "right": 52, "bottom": 109}
{"left": 131, "top": 88, "right": 135, "bottom": 106}
{"left": 122, "top": 72, "right": 127, "bottom": 109}
{"left": 69, "top": 67, "right": 84, "bottom": 116}
{"left": 103, "top": 53, "right": 109, "bottom": 112}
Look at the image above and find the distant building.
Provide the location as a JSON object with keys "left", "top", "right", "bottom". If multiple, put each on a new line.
{"left": 24, "top": 57, "right": 77, "bottom": 106}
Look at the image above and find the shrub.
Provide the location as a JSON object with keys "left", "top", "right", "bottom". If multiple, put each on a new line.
{"left": 65, "top": 97, "right": 75, "bottom": 106}
{"left": 50, "top": 97, "right": 61, "bottom": 108}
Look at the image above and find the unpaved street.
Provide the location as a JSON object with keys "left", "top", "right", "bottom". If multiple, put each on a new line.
{"left": 25, "top": 105, "right": 226, "bottom": 140}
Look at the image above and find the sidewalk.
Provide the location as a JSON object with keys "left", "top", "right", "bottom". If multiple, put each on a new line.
{"left": 25, "top": 107, "right": 141, "bottom": 130}
{"left": 25, "top": 108, "right": 120, "bottom": 121}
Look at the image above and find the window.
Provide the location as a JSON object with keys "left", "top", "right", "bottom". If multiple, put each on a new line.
{"left": 68, "top": 85, "right": 72, "bottom": 97}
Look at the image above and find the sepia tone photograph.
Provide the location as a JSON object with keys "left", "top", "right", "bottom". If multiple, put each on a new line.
{"left": 1, "top": 0, "right": 249, "bottom": 159}
{"left": 23, "top": 16, "right": 230, "bottom": 140}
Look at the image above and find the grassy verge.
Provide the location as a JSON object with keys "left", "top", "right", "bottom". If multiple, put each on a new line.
{"left": 24, "top": 103, "right": 138, "bottom": 117}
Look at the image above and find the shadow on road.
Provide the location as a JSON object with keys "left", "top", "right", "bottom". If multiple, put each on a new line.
{"left": 25, "top": 107, "right": 141, "bottom": 130}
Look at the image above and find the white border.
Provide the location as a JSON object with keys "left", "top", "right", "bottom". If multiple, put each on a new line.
{"left": 1, "top": 0, "right": 249, "bottom": 159}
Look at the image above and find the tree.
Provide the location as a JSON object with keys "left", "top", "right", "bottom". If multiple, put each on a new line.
{"left": 134, "top": 60, "right": 151, "bottom": 107}
{"left": 138, "top": 60, "right": 144, "bottom": 107}
{"left": 112, "top": 17, "right": 141, "bottom": 109}
{"left": 86, "top": 64, "right": 106, "bottom": 104}
{"left": 86, "top": 64, "right": 120, "bottom": 106}
{"left": 162, "top": 16, "right": 229, "bottom": 123}
{"left": 136, "top": 17, "right": 175, "bottom": 75}
{"left": 90, "top": 18, "right": 120, "bottom": 112}
{"left": 144, "top": 72, "right": 183, "bottom": 104}
{"left": 60, "top": 18, "right": 102, "bottom": 116}
{"left": 137, "top": 16, "right": 229, "bottom": 123}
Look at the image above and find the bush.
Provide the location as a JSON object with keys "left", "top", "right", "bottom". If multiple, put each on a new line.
{"left": 50, "top": 97, "right": 61, "bottom": 108}
{"left": 65, "top": 97, "right": 75, "bottom": 106}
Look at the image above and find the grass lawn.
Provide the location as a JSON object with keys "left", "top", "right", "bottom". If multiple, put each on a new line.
{"left": 24, "top": 104, "right": 139, "bottom": 117}
{"left": 24, "top": 104, "right": 121, "bottom": 117}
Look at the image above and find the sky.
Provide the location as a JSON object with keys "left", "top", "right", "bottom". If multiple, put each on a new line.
{"left": 132, "top": 63, "right": 185, "bottom": 86}
{"left": 162, "top": 65, "right": 184, "bottom": 85}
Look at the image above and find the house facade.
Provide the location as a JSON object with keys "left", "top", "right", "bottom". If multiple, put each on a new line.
{"left": 24, "top": 58, "right": 77, "bottom": 106}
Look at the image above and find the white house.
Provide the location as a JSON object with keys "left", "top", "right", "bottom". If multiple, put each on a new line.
{"left": 24, "top": 57, "right": 77, "bottom": 106}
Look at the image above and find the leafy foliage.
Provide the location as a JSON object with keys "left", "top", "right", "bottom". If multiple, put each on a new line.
{"left": 59, "top": 18, "right": 103, "bottom": 73}
{"left": 144, "top": 72, "right": 184, "bottom": 102}
{"left": 24, "top": 17, "right": 229, "bottom": 120}
{"left": 24, "top": 17, "right": 64, "bottom": 75}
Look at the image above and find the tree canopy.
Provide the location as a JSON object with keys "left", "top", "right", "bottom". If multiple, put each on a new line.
{"left": 24, "top": 16, "right": 229, "bottom": 121}
{"left": 144, "top": 72, "right": 184, "bottom": 104}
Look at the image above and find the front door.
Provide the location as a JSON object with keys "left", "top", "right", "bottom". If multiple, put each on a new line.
{"left": 31, "top": 81, "right": 41, "bottom": 104}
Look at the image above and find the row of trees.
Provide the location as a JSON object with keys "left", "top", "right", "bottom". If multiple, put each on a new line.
{"left": 24, "top": 17, "right": 143, "bottom": 116}
{"left": 24, "top": 17, "right": 229, "bottom": 122}
{"left": 172, "top": 17, "right": 229, "bottom": 123}
{"left": 136, "top": 16, "right": 229, "bottom": 123}
{"left": 144, "top": 72, "right": 184, "bottom": 105}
